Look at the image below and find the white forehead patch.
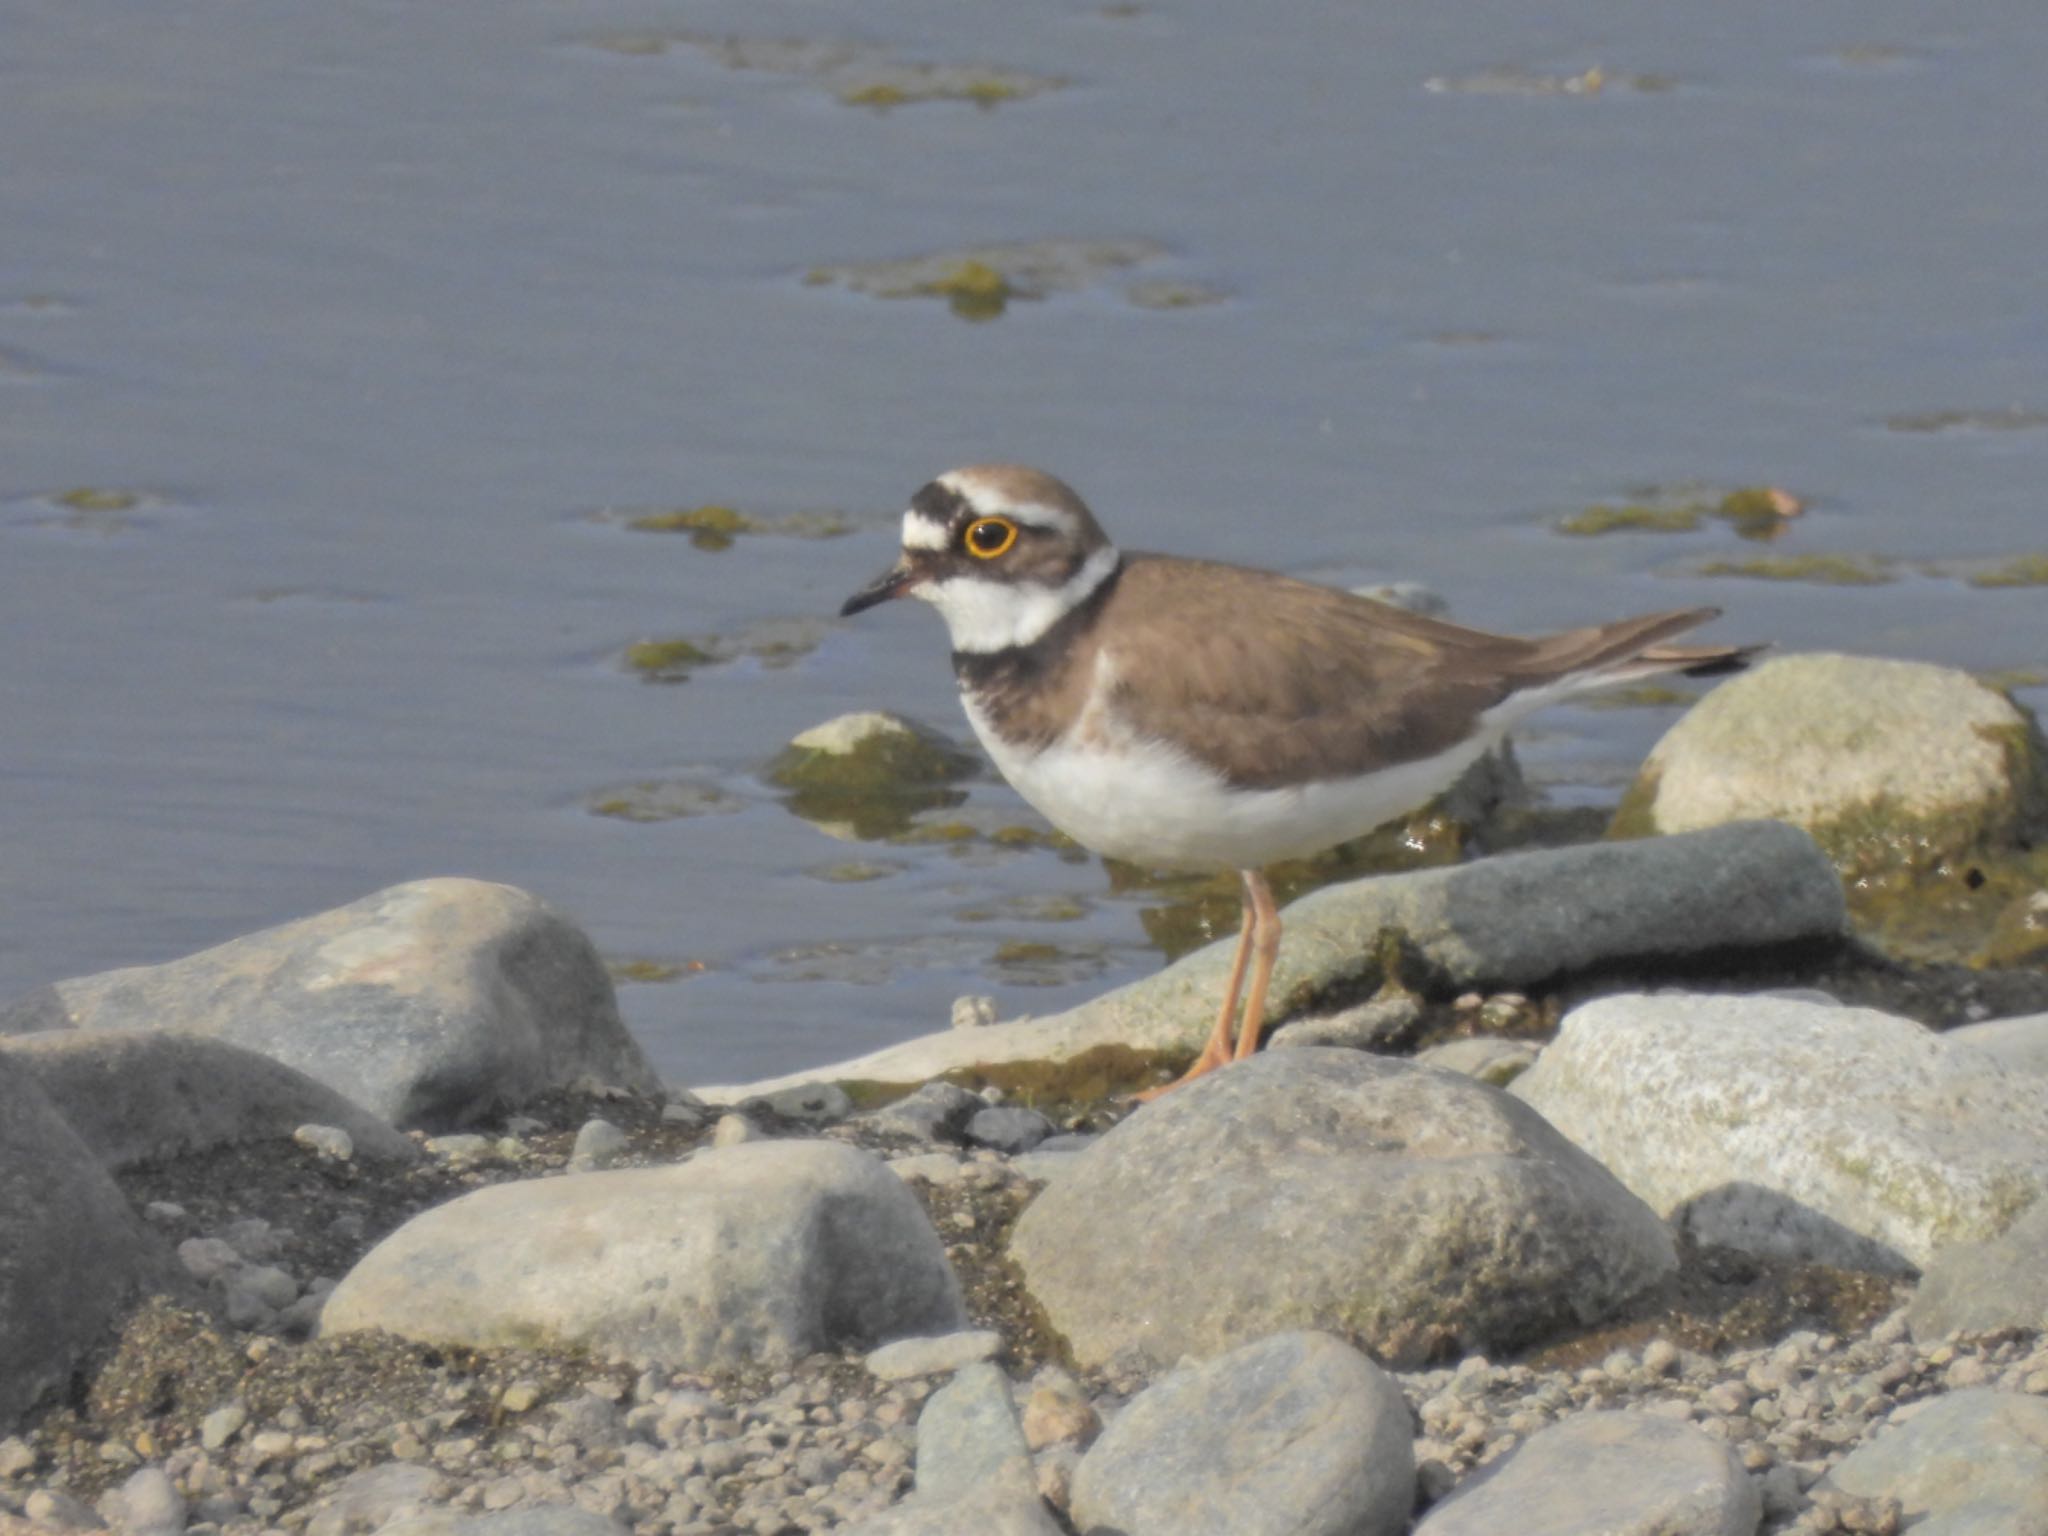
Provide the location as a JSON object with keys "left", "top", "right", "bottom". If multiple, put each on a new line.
{"left": 901, "top": 510, "right": 948, "bottom": 551}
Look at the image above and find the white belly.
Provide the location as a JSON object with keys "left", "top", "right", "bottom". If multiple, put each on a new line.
{"left": 960, "top": 692, "right": 1497, "bottom": 872}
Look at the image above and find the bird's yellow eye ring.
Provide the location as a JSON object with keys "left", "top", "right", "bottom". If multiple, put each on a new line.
{"left": 964, "top": 517, "right": 1019, "bottom": 559}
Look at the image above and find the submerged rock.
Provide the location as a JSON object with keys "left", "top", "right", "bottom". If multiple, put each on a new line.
{"left": 1513, "top": 993, "right": 2048, "bottom": 1271}
{"left": 1008, "top": 1050, "right": 1675, "bottom": 1371}
{"left": 768, "top": 712, "right": 979, "bottom": 840}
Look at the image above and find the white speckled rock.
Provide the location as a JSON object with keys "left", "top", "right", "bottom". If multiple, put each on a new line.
{"left": 1010, "top": 1051, "right": 1675, "bottom": 1371}
{"left": 1414, "top": 1411, "right": 1759, "bottom": 1536}
{"left": 321, "top": 1141, "right": 964, "bottom": 1370}
{"left": 1512, "top": 993, "right": 2048, "bottom": 1271}
{"left": 1070, "top": 1331, "right": 1413, "bottom": 1536}
{"left": 1945, "top": 1013, "right": 2048, "bottom": 1079}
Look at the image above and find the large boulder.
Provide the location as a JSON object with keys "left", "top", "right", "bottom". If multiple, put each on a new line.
{"left": 1513, "top": 993, "right": 2048, "bottom": 1271}
{"left": 1817, "top": 1390, "right": 2048, "bottom": 1534}
{"left": 1070, "top": 1331, "right": 1414, "bottom": 1536}
{"left": 0, "top": 1058, "right": 187, "bottom": 1429}
{"left": 1611, "top": 653, "right": 2048, "bottom": 962}
{"left": 704, "top": 820, "right": 1844, "bottom": 1102}
{"left": 1414, "top": 1411, "right": 1760, "bottom": 1536}
{"left": 1008, "top": 1050, "right": 1675, "bottom": 1372}
{"left": 1907, "top": 1199, "right": 2048, "bottom": 1342}
{"left": 0, "top": 1030, "right": 415, "bottom": 1167}
{"left": 1613, "top": 652, "right": 2047, "bottom": 864}
{"left": 0, "top": 879, "right": 658, "bottom": 1128}
{"left": 321, "top": 1141, "right": 964, "bottom": 1370}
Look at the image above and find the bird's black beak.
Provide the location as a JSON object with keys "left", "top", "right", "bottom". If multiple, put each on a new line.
{"left": 840, "top": 557, "right": 920, "bottom": 617}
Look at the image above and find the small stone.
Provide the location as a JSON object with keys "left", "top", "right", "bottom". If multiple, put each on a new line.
{"left": 711, "top": 1112, "right": 762, "bottom": 1146}
{"left": 1021, "top": 1375, "right": 1100, "bottom": 1450}
{"left": 142, "top": 1201, "right": 186, "bottom": 1224}
{"left": 865, "top": 1329, "right": 1003, "bottom": 1381}
{"left": 0, "top": 1436, "right": 35, "bottom": 1478}
{"left": 424, "top": 1133, "right": 493, "bottom": 1161}
{"left": 500, "top": 1381, "right": 543, "bottom": 1414}
{"left": 1642, "top": 1339, "right": 1681, "bottom": 1377}
{"left": 177, "top": 1236, "right": 240, "bottom": 1282}
{"left": 758, "top": 1083, "right": 853, "bottom": 1125}
{"left": 111, "top": 1465, "right": 184, "bottom": 1536}
{"left": 569, "top": 1118, "right": 630, "bottom": 1172}
{"left": 964, "top": 1105, "right": 1054, "bottom": 1154}
{"left": 293, "top": 1124, "right": 355, "bottom": 1160}
{"left": 951, "top": 996, "right": 998, "bottom": 1030}
{"left": 200, "top": 1401, "right": 248, "bottom": 1451}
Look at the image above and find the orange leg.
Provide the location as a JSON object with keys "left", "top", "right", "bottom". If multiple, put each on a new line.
{"left": 1231, "top": 870, "right": 1281, "bottom": 1060}
{"left": 1134, "top": 868, "right": 1273, "bottom": 1100}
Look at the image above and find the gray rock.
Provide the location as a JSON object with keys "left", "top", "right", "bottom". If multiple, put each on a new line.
{"left": 566, "top": 1118, "right": 628, "bottom": 1172}
{"left": 860, "top": 1081, "right": 983, "bottom": 1142}
{"left": 965, "top": 1105, "right": 1054, "bottom": 1154}
{"left": 1009, "top": 1050, "right": 1675, "bottom": 1371}
{"left": 376, "top": 1511, "right": 629, "bottom": 1536}
{"left": 303, "top": 1463, "right": 448, "bottom": 1536}
{"left": 1070, "top": 1330, "right": 1413, "bottom": 1536}
{"left": 0, "top": 1030, "right": 415, "bottom": 1167}
{"left": 710, "top": 1111, "right": 762, "bottom": 1146}
{"left": 294, "top": 1124, "right": 356, "bottom": 1160}
{"left": 1909, "top": 1200, "right": 2048, "bottom": 1341}
{"left": 1612, "top": 653, "right": 2047, "bottom": 865}
{"left": 702, "top": 821, "right": 1843, "bottom": 1102}
{"left": 754, "top": 1081, "right": 854, "bottom": 1125}
{"left": 1414, "top": 1410, "right": 1760, "bottom": 1536}
{"left": 321, "top": 1140, "right": 964, "bottom": 1370}
{"left": 1819, "top": 1389, "right": 2048, "bottom": 1535}
{"left": 1269, "top": 994, "right": 1422, "bottom": 1051}
{"left": 1946, "top": 1013, "right": 2048, "bottom": 1079}
{"left": 866, "top": 1329, "right": 1004, "bottom": 1381}
{"left": 1513, "top": 993, "right": 2048, "bottom": 1271}
{"left": 1415, "top": 1036, "right": 1539, "bottom": 1086}
{"left": 107, "top": 1465, "right": 184, "bottom": 1536}
{"left": 0, "top": 1058, "right": 186, "bottom": 1430}
{"left": 0, "top": 878, "right": 658, "bottom": 1129}
{"left": 914, "top": 1362, "right": 1034, "bottom": 1505}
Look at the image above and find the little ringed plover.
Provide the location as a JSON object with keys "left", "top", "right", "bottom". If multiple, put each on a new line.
{"left": 841, "top": 465, "right": 1755, "bottom": 1094}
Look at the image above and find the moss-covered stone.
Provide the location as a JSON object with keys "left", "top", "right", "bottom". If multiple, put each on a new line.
{"left": 1967, "top": 553, "right": 2048, "bottom": 589}
{"left": 1696, "top": 554, "right": 1895, "bottom": 586}
{"left": 769, "top": 712, "right": 980, "bottom": 840}
{"left": 1981, "top": 886, "right": 2048, "bottom": 968}
{"left": 1559, "top": 502, "right": 1703, "bottom": 536}
{"left": 918, "top": 260, "right": 1013, "bottom": 321}
{"left": 623, "top": 637, "right": 715, "bottom": 680}
{"left": 1613, "top": 654, "right": 2048, "bottom": 963}
{"left": 55, "top": 487, "right": 142, "bottom": 512}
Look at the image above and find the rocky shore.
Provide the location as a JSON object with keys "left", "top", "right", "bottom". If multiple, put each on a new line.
{"left": 5, "top": 651, "right": 2048, "bottom": 1536}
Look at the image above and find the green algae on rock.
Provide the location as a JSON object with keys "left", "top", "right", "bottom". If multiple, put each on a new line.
{"left": 584, "top": 30, "right": 1061, "bottom": 110}
{"left": 623, "top": 637, "right": 715, "bottom": 680}
{"left": 1966, "top": 553, "right": 2048, "bottom": 588}
{"left": 620, "top": 504, "right": 852, "bottom": 550}
{"left": 769, "top": 711, "right": 980, "bottom": 841}
{"left": 586, "top": 778, "right": 747, "bottom": 823}
{"left": 1612, "top": 653, "right": 2048, "bottom": 963}
{"left": 1694, "top": 553, "right": 1896, "bottom": 586}
{"left": 804, "top": 239, "right": 1174, "bottom": 319}
{"left": 1557, "top": 484, "right": 1800, "bottom": 541}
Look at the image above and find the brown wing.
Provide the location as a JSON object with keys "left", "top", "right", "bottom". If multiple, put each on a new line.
{"left": 1098, "top": 557, "right": 1736, "bottom": 791}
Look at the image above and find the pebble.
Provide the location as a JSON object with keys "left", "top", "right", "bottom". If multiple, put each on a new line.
{"left": 292, "top": 1123, "right": 355, "bottom": 1160}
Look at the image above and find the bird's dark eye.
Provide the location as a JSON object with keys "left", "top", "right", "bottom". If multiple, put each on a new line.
{"left": 964, "top": 517, "right": 1019, "bottom": 559}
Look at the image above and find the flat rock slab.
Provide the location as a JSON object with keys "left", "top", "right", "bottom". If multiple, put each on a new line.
{"left": 912, "top": 1362, "right": 1034, "bottom": 1505}
{"left": 704, "top": 821, "right": 1843, "bottom": 1101}
{"left": 0, "top": 1058, "right": 187, "bottom": 1429}
{"left": 321, "top": 1141, "right": 964, "bottom": 1370}
{"left": 1819, "top": 1390, "right": 2048, "bottom": 1534}
{"left": 1414, "top": 1410, "right": 1760, "bottom": 1536}
{"left": 1908, "top": 1199, "right": 2048, "bottom": 1342}
{"left": 0, "top": 1030, "right": 415, "bottom": 1167}
{"left": 1513, "top": 993, "right": 2048, "bottom": 1271}
{"left": 1008, "top": 1050, "right": 1675, "bottom": 1372}
{"left": 0, "top": 878, "right": 659, "bottom": 1129}
{"left": 1070, "top": 1330, "right": 1413, "bottom": 1536}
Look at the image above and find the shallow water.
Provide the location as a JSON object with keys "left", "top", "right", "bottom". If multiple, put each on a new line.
{"left": 4, "top": 0, "right": 2045, "bottom": 1084}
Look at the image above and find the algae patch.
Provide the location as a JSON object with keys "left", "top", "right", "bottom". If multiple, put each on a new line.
{"left": 1967, "top": 553, "right": 2048, "bottom": 589}
{"left": 1695, "top": 553, "right": 1896, "bottom": 587}
{"left": 769, "top": 711, "right": 980, "bottom": 841}
{"left": 805, "top": 239, "right": 1194, "bottom": 319}
{"left": 1558, "top": 484, "right": 1801, "bottom": 542}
